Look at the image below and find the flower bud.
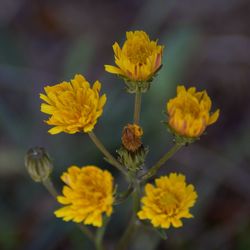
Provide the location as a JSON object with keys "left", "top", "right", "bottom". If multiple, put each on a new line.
{"left": 166, "top": 86, "right": 219, "bottom": 139}
{"left": 119, "top": 124, "right": 148, "bottom": 172}
{"left": 105, "top": 30, "right": 164, "bottom": 93}
{"left": 117, "top": 145, "right": 148, "bottom": 173}
{"left": 121, "top": 124, "right": 143, "bottom": 152}
{"left": 24, "top": 147, "right": 53, "bottom": 182}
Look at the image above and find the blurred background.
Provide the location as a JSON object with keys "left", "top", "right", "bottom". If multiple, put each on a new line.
{"left": 0, "top": 0, "right": 250, "bottom": 249}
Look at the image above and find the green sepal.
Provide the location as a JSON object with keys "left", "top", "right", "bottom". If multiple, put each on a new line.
{"left": 117, "top": 145, "right": 149, "bottom": 173}
{"left": 124, "top": 80, "right": 151, "bottom": 94}
{"left": 154, "top": 228, "right": 168, "bottom": 240}
{"left": 113, "top": 184, "right": 118, "bottom": 196}
{"left": 164, "top": 122, "right": 200, "bottom": 146}
{"left": 117, "top": 64, "right": 163, "bottom": 93}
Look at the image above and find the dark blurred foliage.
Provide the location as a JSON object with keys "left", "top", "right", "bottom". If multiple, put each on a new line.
{"left": 0, "top": 0, "right": 250, "bottom": 249}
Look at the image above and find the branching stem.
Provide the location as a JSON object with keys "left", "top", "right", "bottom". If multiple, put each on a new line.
{"left": 88, "top": 131, "right": 127, "bottom": 177}
{"left": 116, "top": 176, "right": 140, "bottom": 250}
{"left": 141, "top": 143, "right": 183, "bottom": 182}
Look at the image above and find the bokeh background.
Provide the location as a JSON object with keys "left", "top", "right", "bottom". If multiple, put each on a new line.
{"left": 0, "top": 0, "right": 250, "bottom": 249}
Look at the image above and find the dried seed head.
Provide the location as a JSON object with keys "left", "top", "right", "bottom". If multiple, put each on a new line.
{"left": 121, "top": 124, "right": 143, "bottom": 152}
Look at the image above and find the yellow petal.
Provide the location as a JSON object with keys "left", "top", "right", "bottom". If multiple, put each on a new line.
{"left": 57, "top": 196, "right": 71, "bottom": 205}
{"left": 40, "top": 93, "right": 51, "bottom": 104}
{"left": 171, "top": 218, "right": 183, "bottom": 228}
{"left": 112, "top": 42, "right": 122, "bottom": 57}
{"left": 104, "top": 65, "right": 124, "bottom": 75}
{"left": 187, "top": 87, "right": 196, "bottom": 94}
{"left": 41, "top": 104, "right": 55, "bottom": 114}
{"left": 93, "top": 81, "right": 101, "bottom": 92}
{"left": 99, "top": 94, "right": 107, "bottom": 109}
{"left": 48, "top": 126, "right": 64, "bottom": 135}
{"left": 177, "top": 85, "right": 186, "bottom": 94}
{"left": 208, "top": 109, "right": 220, "bottom": 125}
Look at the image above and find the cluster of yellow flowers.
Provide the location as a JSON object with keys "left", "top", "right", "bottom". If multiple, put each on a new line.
{"left": 31, "top": 30, "right": 219, "bottom": 247}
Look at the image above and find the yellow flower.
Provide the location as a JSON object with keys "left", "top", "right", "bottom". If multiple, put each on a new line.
{"left": 54, "top": 166, "right": 114, "bottom": 227}
{"left": 167, "top": 86, "right": 220, "bottom": 138}
{"left": 40, "top": 74, "right": 107, "bottom": 134}
{"left": 105, "top": 31, "right": 163, "bottom": 82}
{"left": 137, "top": 173, "right": 197, "bottom": 229}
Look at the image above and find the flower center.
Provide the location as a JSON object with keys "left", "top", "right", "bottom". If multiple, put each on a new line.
{"left": 125, "top": 39, "right": 153, "bottom": 64}
{"left": 177, "top": 96, "right": 201, "bottom": 119}
{"left": 158, "top": 192, "right": 179, "bottom": 212}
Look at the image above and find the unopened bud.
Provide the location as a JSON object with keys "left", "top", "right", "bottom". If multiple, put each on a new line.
{"left": 121, "top": 124, "right": 143, "bottom": 152}
{"left": 24, "top": 147, "right": 53, "bottom": 182}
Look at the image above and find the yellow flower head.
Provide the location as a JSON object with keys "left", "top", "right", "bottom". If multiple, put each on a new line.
{"left": 138, "top": 173, "right": 197, "bottom": 229}
{"left": 167, "top": 86, "right": 220, "bottom": 138}
{"left": 40, "top": 74, "right": 107, "bottom": 134}
{"left": 105, "top": 31, "right": 163, "bottom": 82}
{"left": 54, "top": 166, "right": 114, "bottom": 227}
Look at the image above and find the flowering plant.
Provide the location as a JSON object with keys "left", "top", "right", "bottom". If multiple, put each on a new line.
{"left": 25, "top": 30, "right": 219, "bottom": 250}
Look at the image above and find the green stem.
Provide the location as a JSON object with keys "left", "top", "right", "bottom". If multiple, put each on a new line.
{"left": 78, "top": 224, "right": 95, "bottom": 242}
{"left": 95, "top": 217, "right": 109, "bottom": 250}
{"left": 42, "top": 177, "right": 58, "bottom": 198}
{"left": 116, "top": 215, "right": 137, "bottom": 250}
{"left": 133, "top": 90, "right": 142, "bottom": 125}
{"left": 114, "top": 184, "right": 134, "bottom": 205}
{"left": 132, "top": 179, "right": 141, "bottom": 213}
{"left": 141, "top": 143, "right": 183, "bottom": 182}
{"left": 42, "top": 178, "right": 95, "bottom": 242}
{"left": 88, "top": 131, "right": 127, "bottom": 177}
{"left": 116, "top": 177, "right": 140, "bottom": 250}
